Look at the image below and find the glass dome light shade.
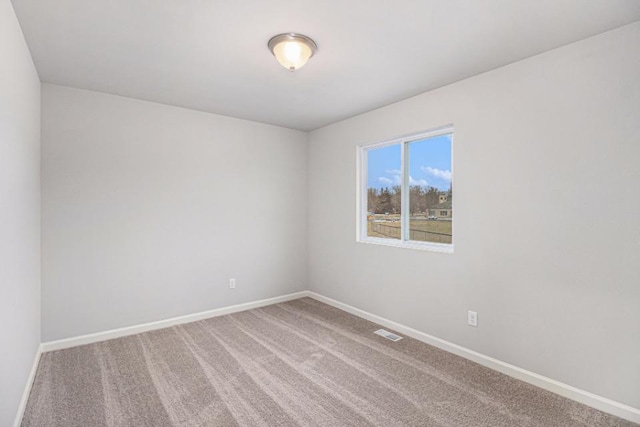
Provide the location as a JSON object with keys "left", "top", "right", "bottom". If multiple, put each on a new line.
{"left": 268, "top": 33, "right": 317, "bottom": 71}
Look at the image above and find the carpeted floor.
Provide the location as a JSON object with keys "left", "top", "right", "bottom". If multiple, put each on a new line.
{"left": 22, "top": 297, "right": 635, "bottom": 426}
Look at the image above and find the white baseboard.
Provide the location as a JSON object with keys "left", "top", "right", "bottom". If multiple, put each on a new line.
{"left": 41, "top": 291, "right": 309, "bottom": 352}
{"left": 307, "top": 291, "right": 640, "bottom": 424}
{"left": 13, "top": 344, "right": 43, "bottom": 427}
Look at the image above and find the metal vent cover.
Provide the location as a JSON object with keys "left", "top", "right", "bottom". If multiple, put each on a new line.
{"left": 374, "top": 329, "right": 403, "bottom": 342}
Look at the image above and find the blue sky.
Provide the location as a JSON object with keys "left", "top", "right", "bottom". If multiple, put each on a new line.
{"left": 367, "top": 134, "right": 452, "bottom": 191}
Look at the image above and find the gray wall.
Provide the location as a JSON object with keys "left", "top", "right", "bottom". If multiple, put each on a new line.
{"left": 0, "top": 1, "right": 41, "bottom": 425}
{"left": 41, "top": 84, "right": 308, "bottom": 341}
{"left": 307, "top": 22, "right": 640, "bottom": 408}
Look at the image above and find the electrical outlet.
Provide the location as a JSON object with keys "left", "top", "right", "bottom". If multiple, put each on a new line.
{"left": 468, "top": 310, "right": 478, "bottom": 327}
{"left": 229, "top": 278, "right": 236, "bottom": 289}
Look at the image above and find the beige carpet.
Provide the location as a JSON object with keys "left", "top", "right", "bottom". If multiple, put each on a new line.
{"left": 22, "top": 297, "right": 635, "bottom": 426}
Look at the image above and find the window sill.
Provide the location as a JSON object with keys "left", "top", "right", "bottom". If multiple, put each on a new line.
{"left": 357, "top": 237, "right": 454, "bottom": 253}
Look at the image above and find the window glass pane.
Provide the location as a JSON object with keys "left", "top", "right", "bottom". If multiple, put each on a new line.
{"left": 366, "top": 144, "right": 401, "bottom": 240}
{"left": 407, "top": 134, "right": 452, "bottom": 244}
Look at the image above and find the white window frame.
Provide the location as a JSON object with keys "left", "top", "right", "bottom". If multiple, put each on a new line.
{"left": 356, "top": 125, "right": 454, "bottom": 253}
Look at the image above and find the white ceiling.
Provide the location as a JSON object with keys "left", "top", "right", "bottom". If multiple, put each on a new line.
{"left": 12, "top": 0, "right": 640, "bottom": 131}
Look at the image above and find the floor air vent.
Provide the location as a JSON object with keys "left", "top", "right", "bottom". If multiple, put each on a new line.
{"left": 374, "top": 329, "right": 403, "bottom": 342}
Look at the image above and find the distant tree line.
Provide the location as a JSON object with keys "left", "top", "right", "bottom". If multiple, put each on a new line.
{"left": 367, "top": 185, "right": 452, "bottom": 214}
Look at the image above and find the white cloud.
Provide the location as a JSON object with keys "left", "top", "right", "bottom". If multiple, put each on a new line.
{"left": 377, "top": 169, "right": 441, "bottom": 188}
{"left": 379, "top": 173, "right": 429, "bottom": 187}
{"left": 409, "top": 176, "right": 429, "bottom": 187}
{"left": 383, "top": 169, "right": 402, "bottom": 185}
{"left": 421, "top": 166, "right": 451, "bottom": 181}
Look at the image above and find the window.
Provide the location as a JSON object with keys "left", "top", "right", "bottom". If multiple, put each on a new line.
{"left": 358, "top": 126, "right": 453, "bottom": 252}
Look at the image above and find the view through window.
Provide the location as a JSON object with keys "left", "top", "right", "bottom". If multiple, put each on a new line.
{"left": 362, "top": 128, "right": 453, "bottom": 249}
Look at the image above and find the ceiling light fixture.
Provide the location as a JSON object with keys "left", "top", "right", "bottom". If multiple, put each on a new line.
{"left": 268, "top": 33, "right": 317, "bottom": 71}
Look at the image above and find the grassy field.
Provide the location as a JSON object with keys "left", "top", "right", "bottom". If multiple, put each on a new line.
{"left": 408, "top": 220, "right": 452, "bottom": 234}
{"left": 367, "top": 219, "right": 452, "bottom": 243}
